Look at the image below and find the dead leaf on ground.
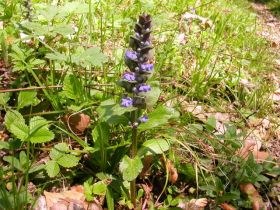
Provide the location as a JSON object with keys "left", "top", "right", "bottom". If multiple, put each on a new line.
{"left": 178, "top": 198, "right": 208, "bottom": 210}
{"left": 240, "top": 183, "right": 266, "bottom": 210}
{"left": 160, "top": 157, "right": 178, "bottom": 184}
{"left": 34, "top": 185, "right": 102, "bottom": 210}
{"left": 62, "top": 113, "right": 91, "bottom": 135}
{"left": 220, "top": 203, "right": 237, "bottom": 210}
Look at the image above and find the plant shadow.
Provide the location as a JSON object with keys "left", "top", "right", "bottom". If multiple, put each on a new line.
{"left": 249, "top": 0, "right": 280, "bottom": 18}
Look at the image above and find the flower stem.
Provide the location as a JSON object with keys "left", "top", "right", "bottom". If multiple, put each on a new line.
{"left": 130, "top": 110, "right": 138, "bottom": 208}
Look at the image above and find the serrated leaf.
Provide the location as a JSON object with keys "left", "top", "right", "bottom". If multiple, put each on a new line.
{"left": 29, "top": 116, "right": 54, "bottom": 143}
{"left": 119, "top": 155, "right": 143, "bottom": 181}
{"left": 4, "top": 110, "right": 26, "bottom": 131}
{"left": 80, "top": 47, "right": 108, "bottom": 67}
{"left": 62, "top": 74, "right": 84, "bottom": 101}
{"left": 138, "top": 139, "right": 170, "bottom": 157}
{"left": 57, "top": 154, "right": 80, "bottom": 168}
{"left": 52, "top": 24, "right": 74, "bottom": 36}
{"left": 45, "top": 160, "right": 60, "bottom": 177}
{"left": 138, "top": 106, "right": 179, "bottom": 131}
{"left": 19, "top": 151, "right": 28, "bottom": 168}
{"left": 17, "top": 90, "right": 39, "bottom": 109}
{"left": 92, "top": 181, "right": 107, "bottom": 196}
{"left": 49, "top": 147, "right": 64, "bottom": 160}
{"left": 10, "top": 122, "right": 29, "bottom": 141}
{"left": 45, "top": 52, "right": 68, "bottom": 62}
{"left": 54, "top": 143, "right": 69, "bottom": 152}
{"left": 0, "top": 93, "right": 10, "bottom": 106}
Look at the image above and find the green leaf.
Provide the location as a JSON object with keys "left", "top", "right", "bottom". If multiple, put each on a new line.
{"left": 29, "top": 116, "right": 54, "bottom": 143}
{"left": 92, "top": 122, "right": 109, "bottom": 170}
{"left": 97, "top": 99, "right": 136, "bottom": 121}
{"left": 54, "top": 143, "right": 69, "bottom": 152}
{"left": 45, "top": 160, "right": 60, "bottom": 177}
{"left": 138, "top": 106, "right": 179, "bottom": 131}
{"left": 3, "top": 156, "right": 23, "bottom": 172}
{"left": 19, "top": 151, "right": 28, "bottom": 168}
{"left": 4, "top": 110, "right": 29, "bottom": 141}
{"left": 141, "top": 81, "right": 161, "bottom": 108}
{"left": 46, "top": 52, "right": 68, "bottom": 62}
{"left": 17, "top": 90, "right": 39, "bottom": 109}
{"left": 57, "top": 154, "right": 80, "bottom": 168}
{"left": 92, "top": 181, "right": 107, "bottom": 196}
{"left": 4, "top": 110, "right": 25, "bottom": 131}
{"left": 62, "top": 74, "right": 84, "bottom": 101}
{"left": 29, "top": 163, "right": 45, "bottom": 174}
{"left": 138, "top": 139, "right": 170, "bottom": 157}
{"left": 0, "top": 141, "right": 9, "bottom": 149}
{"left": 205, "top": 116, "right": 216, "bottom": 131}
{"left": 52, "top": 24, "right": 74, "bottom": 36}
{"left": 84, "top": 181, "right": 94, "bottom": 201}
{"left": 119, "top": 155, "right": 143, "bottom": 181}
{"left": 0, "top": 93, "right": 10, "bottom": 106}
{"left": 10, "top": 122, "right": 29, "bottom": 141}
{"left": 80, "top": 47, "right": 108, "bottom": 67}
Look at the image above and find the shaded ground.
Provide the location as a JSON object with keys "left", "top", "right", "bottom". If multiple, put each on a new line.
{"left": 251, "top": 2, "right": 280, "bottom": 161}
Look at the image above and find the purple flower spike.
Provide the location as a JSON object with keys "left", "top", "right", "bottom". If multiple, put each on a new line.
{"left": 139, "top": 115, "right": 148, "bottom": 123}
{"left": 125, "top": 50, "right": 138, "bottom": 61}
{"left": 137, "top": 84, "right": 151, "bottom": 92}
{"left": 122, "top": 72, "right": 136, "bottom": 81}
{"left": 140, "top": 63, "right": 154, "bottom": 72}
{"left": 121, "top": 97, "right": 133, "bottom": 107}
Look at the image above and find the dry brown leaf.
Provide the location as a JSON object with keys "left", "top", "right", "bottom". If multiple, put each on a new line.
{"left": 140, "top": 155, "right": 153, "bottom": 178}
{"left": 178, "top": 198, "right": 208, "bottom": 210}
{"left": 160, "top": 158, "right": 178, "bottom": 184}
{"left": 220, "top": 203, "right": 237, "bottom": 210}
{"left": 239, "top": 183, "right": 266, "bottom": 210}
{"left": 63, "top": 113, "right": 91, "bottom": 135}
{"left": 252, "top": 151, "right": 270, "bottom": 163}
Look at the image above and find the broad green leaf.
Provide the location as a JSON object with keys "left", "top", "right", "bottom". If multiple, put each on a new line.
{"left": 29, "top": 116, "right": 54, "bottom": 143}
{"left": 60, "top": 2, "right": 89, "bottom": 14}
{"left": 29, "top": 163, "right": 45, "bottom": 174}
{"left": 63, "top": 74, "right": 84, "bottom": 101}
{"left": 50, "top": 147, "right": 64, "bottom": 160}
{"left": 0, "top": 93, "right": 10, "bottom": 106}
{"left": 205, "top": 116, "right": 216, "bottom": 131}
{"left": 92, "top": 181, "right": 107, "bottom": 196}
{"left": 138, "top": 139, "right": 170, "bottom": 157}
{"left": 54, "top": 143, "right": 69, "bottom": 152}
{"left": 0, "top": 141, "right": 9, "bottom": 149}
{"left": 3, "top": 156, "right": 23, "bottom": 171}
{"left": 17, "top": 90, "right": 39, "bottom": 109}
{"left": 97, "top": 99, "right": 136, "bottom": 121}
{"left": 57, "top": 154, "right": 80, "bottom": 168}
{"left": 138, "top": 106, "right": 179, "bottom": 131}
{"left": 10, "top": 122, "right": 29, "bottom": 141}
{"left": 45, "top": 160, "right": 60, "bottom": 177}
{"left": 119, "top": 155, "right": 143, "bottom": 181}
{"left": 4, "top": 110, "right": 26, "bottom": 131}
{"left": 80, "top": 47, "right": 108, "bottom": 67}
{"left": 46, "top": 52, "right": 68, "bottom": 62}
{"left": 52, "top": 24, "right": 74, "bottom": 36}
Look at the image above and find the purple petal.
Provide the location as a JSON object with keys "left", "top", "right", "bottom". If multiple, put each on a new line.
{"left": 137, "top": 84, "right": 151, "bottom": 92}
{"left": 125, "top": 50, "right": 138, "bottom": 61}
{"left": 122, "top": 72, "right": 136, "bottom": 81}
{"left": 139, "top": 115, "right": 148, "bottom": 123}
{"left": 121, "top": 97, "right": 133, "bottom": 107}
{"left": 140, "top": 63, "right": 154, "bottom": 72}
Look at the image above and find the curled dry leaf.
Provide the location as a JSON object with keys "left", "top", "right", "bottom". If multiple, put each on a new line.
{"left": 33, "top": 185, "right": 101, "bottom": 210}
{"left": 239, "top": 183, "right": 266, "bottom": 210}
{"left": 160, "top": 157, "right": 178, "bottom": 183}
{"left": 63, "top": 113, "right": 91, "bottom": 135}
{"left": 178, "top": 198, "right": 208, "bottom": 210}
{"left": 220, "top": 203, "right": 237, "bottom": 210}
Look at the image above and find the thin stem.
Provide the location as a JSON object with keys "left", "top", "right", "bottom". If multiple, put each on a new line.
{"left": 130, "top": 110, "right": 138, "bottom": 208}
